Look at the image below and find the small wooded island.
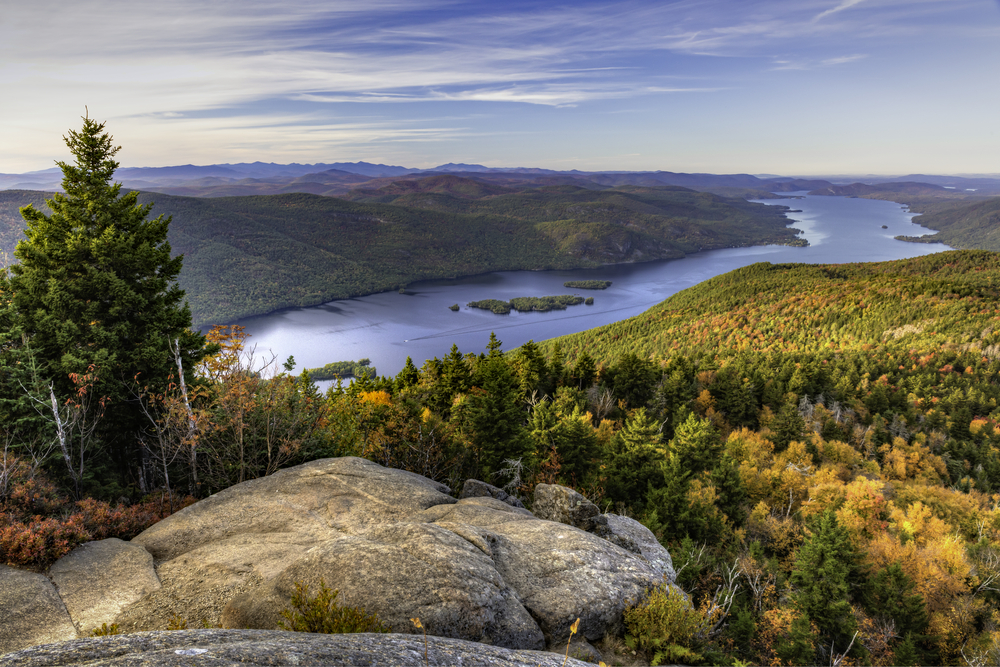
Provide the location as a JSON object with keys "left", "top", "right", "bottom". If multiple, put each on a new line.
{"left": 563, "top": 280, "right": 612, "bottom": 289}
{"left": 305, "top": 358, "right": 377, "bottom": 379}
{"left": 467, "top": 295, "right": 586, "bottom": 314}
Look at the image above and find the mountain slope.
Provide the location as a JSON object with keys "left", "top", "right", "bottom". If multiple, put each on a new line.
{"left": 544, "top": 249, "right": 1000, "bottom": 363}
{"left": 0, "top": 186, "right": 803, "bottom": 326}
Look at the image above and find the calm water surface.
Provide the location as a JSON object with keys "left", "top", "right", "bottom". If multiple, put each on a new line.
{"left": 234, "top": 194, "right": 949, "bottom": 380}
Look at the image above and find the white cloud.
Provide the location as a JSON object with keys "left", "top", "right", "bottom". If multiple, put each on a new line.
{"left": 814, "top": 0, "right": 869, "bottom": 22}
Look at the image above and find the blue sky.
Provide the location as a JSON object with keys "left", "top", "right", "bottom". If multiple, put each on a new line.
{"left": 2, "top": 0, "right": 999, "bottom": 175}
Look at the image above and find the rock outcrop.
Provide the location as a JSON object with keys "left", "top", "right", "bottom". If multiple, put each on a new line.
{"left": 0, "top": 629, "right": 593, "bottom": 667}
{"left": 49, "top": 538, "right": 161, "bottom": 636}
{"left": 532, "top": 483, "right": 605, "bottom": 532}
{"left": 0, "top": 457, "right": 676, "bottom": 659}
{"left": 459, "top": 478, "right": 526, "bottom": 509}
{"left": 0, "top": 565, "right": 77, "bottom": 653}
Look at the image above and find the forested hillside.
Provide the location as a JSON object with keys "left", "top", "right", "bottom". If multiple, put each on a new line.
{"left": 0, "top": 182, "right": 803, "bottom": 326}
{"left": 898, "top": 198, "right": 1000, "bottom": 252}
{"left": 523, "top": 249, "right": 1000, "bottom": 664}
{"left": 9, "top": 247, "right": 1000, "bottom": 664}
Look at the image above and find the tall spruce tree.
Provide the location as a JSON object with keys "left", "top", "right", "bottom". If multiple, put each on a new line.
{"left": 9, "top": 115, "right": 203, "bottom": 488}
{"left": 790, "top": 510, "right": 860, "bottom": 662}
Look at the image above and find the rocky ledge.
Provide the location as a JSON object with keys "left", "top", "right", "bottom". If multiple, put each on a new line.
{"left": 1, "top": 457, "right": 676, "bottom": 662}
{"left": 0, "top": 629, "right": 593, "bottom": 666}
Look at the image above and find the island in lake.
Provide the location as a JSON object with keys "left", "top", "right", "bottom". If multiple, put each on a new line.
{"left": 467, "top": 295, "right": 586, "bottom": 314}
{"left": 305, "top": 358, "right": 377, "bottom": 379}
{"left": 564, "top": 280, "right": 611, "bottom": 289}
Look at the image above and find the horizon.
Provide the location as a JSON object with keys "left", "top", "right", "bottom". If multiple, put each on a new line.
{"left": 3, "top": 1, "right": 999, "bottom": 175}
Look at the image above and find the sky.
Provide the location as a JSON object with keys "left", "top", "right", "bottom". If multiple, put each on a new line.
{"left": 2, "top": 0, "right": 999, "bottom": 176}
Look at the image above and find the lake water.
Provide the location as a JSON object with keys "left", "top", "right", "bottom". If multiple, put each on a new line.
{"left": 233, "top": 194, "right": 949, "bottom": 381}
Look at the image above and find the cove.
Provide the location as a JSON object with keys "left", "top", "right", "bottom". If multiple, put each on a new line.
{"left": 233, "top": 194, "right": 950, "bottom": 381}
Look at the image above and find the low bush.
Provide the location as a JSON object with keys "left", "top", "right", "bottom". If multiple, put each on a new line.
{"left": 624, "top": 582, "right": 714, "bottom": 666}
{"left": 0, "top": 454, "right": 196, "bottom": 569}
{"left": 279, "top": 579, "right": 390, "bottom": 634}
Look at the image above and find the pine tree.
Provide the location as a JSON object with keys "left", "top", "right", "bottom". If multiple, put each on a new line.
{"left": 8, "top": 115, "right": 204, "bottom": 485}
{"left": 395, "top": 356, "right": 419, "bottom": 392}
{"left": 605, "top": 407, "right": 665, "bottom": 514}
{"left": 468, "top": 354, "right": 531, "bottom": 483}
{"left": 790, "top": 510, "right": 859, "bottom": 661}
{"left": 570, "top": 351, "right": 597, "bottom": 389}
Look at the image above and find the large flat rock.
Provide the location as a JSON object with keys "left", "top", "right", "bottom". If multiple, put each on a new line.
{"left": 111, "top": 457, "right": 670, "bottom": 652}
{"left": 0, "top": 630, "right": 592, "bottom": 667}
{"left": 0, "top": 565, "right": 77, "bottom": 654}
{"left": 132, "top": 457, "right": 456, "bottom": 562}
{"left": 49, "top": 538, "right": 161, "bottom": 636}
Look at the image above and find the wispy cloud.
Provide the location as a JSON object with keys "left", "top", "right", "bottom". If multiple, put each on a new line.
{"left": 1, "top": 0, "right": 997, "bottom": 172}
{"left": 814, "top": 0, "right": 868, "bottom": 22}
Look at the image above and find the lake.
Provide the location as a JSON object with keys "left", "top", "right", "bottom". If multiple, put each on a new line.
{"left": 233, "top": 194, "right": 950, "bottom": 381}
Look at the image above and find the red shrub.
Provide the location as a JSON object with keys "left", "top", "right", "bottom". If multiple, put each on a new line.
{"left": 0, "top": 515, "right": 91, "bottom": 569}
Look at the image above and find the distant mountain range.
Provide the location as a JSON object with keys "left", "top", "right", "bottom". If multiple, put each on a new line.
{"left": 4, "top": 161, "right": 999, "bottom": 197}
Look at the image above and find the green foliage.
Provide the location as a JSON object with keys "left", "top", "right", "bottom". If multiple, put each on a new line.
{"left": 0, "top": 182, "right": 807, "bottom": 326}
{"left": 624, "top": 581, "right": 713, "bottom": 665}
{"left": 6, "top": 116, "right": 204, "bottom": 486}
{"left": 897, "top": 196, "right": 1000, "bottom": 251}
{"left": 863, "top": 561, "right": 928, "bottom": 636}
{"left": 278, "top": 579, "right": 389, "bottom": 634}
{"left": 893, "top": 632, "right": 922, "bottom": 667}
{"left": 564, "top": 280, "right": 612, "bottom": 289}
{"left": 790, "top": 510, "right": 859, "bottom": 658}
{"left": 306, "top": 358, "right": 376, "bottom": 380}
{"left": 584, "top": 296, "right": 594, "bottom": 305}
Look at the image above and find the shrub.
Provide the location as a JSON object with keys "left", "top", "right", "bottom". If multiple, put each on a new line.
{"left": 624, "top": 582, "right": 713, "bottom": 666}
{"left": 0, "top": 453, "right": 196, "bottom": 569}
{"left": 90, "top": 623, "right": 121, "bottom": 636}
{"left": 0, "top": 515, "right": 91, "bottom": 569}
{"left": 279, "top": 579, "right": 390, "bottom": 634}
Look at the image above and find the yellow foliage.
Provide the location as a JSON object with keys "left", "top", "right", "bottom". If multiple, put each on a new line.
{"left": 879, "top": 436, "right": 947, "bottom": 484}
{"left": 728, "top": 428, "right": 778, "bottom": 506}
{"left": 595, "top": 418, "right": 616, "bottom": 449}
{"left": 694, "top": 389, "right": 716, "bottom": 416}
{"left": 811, "top": 464, "right": 848, "bottom": 486}
{"left": 890, "top": 501, "right": 950, "bottom": 546}
{"left": 359, "top": 390, "right": 392, "bottom": 407}
{"left": 836, "top": 476, "right": 888, "bottom": 543}
{"left": 893, "top": 483, "right": 984, "bottom": 540}
{"left": 868, "top": 531, "right": 970, "bottom": 614}
{"left": 816, "top": 436, "right": 861, "bottom": 467}
{"left": 754, "top": 606, "right": 814, "bottom": 667}
{"left": 970, "top": 418, "right": 990, "bottom": 436}
{"left": 928, "top": 596, "right": 987, "bottom": 665}
{"left": 726, "top": 428, "right": 774, "bottom": 467}
{"left": 799, "top": 481, "right": 846, "bottom": 522}
{"left": 744, "top": 506, "right": 803, "bottom": 569}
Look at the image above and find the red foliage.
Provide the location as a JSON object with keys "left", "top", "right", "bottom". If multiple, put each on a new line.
{"left": 1, "top": 454, "right": 196, "bottom": 569}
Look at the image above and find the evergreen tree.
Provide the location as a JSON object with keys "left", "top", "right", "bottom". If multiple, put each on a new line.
{"left": 570, "top": 351, "right": 597, "bottom": 389}
{"left": 8, "top": 115, "right": 203, "bottom": 486}
{"left": 468, "top": 354, "right": 531, "bottom": 483}
{"left": 395, "top": 356, "right": 419, "bottom": 392}
{"left": 862, "top": 562, "right": 928, "bottom": 637}
{"left": 605, "top": 352, "right": 658, "bottom": 409}
{"left": 605, "top": 407, "right": 665, "bottom": 514}
{"left": 790, "top": 510, "right": 859, "bottom": 661}
{"left": 892, "top": 632, "right": 921, "bottom": 667}
{"left": 711, "top": 453, "right": 747, "bottom": 527}
{"left": 514, "top": 339, "right": 548, "bottom": 397}
{"left": 670, "top": 412, "right": 722, "bottom": 474}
